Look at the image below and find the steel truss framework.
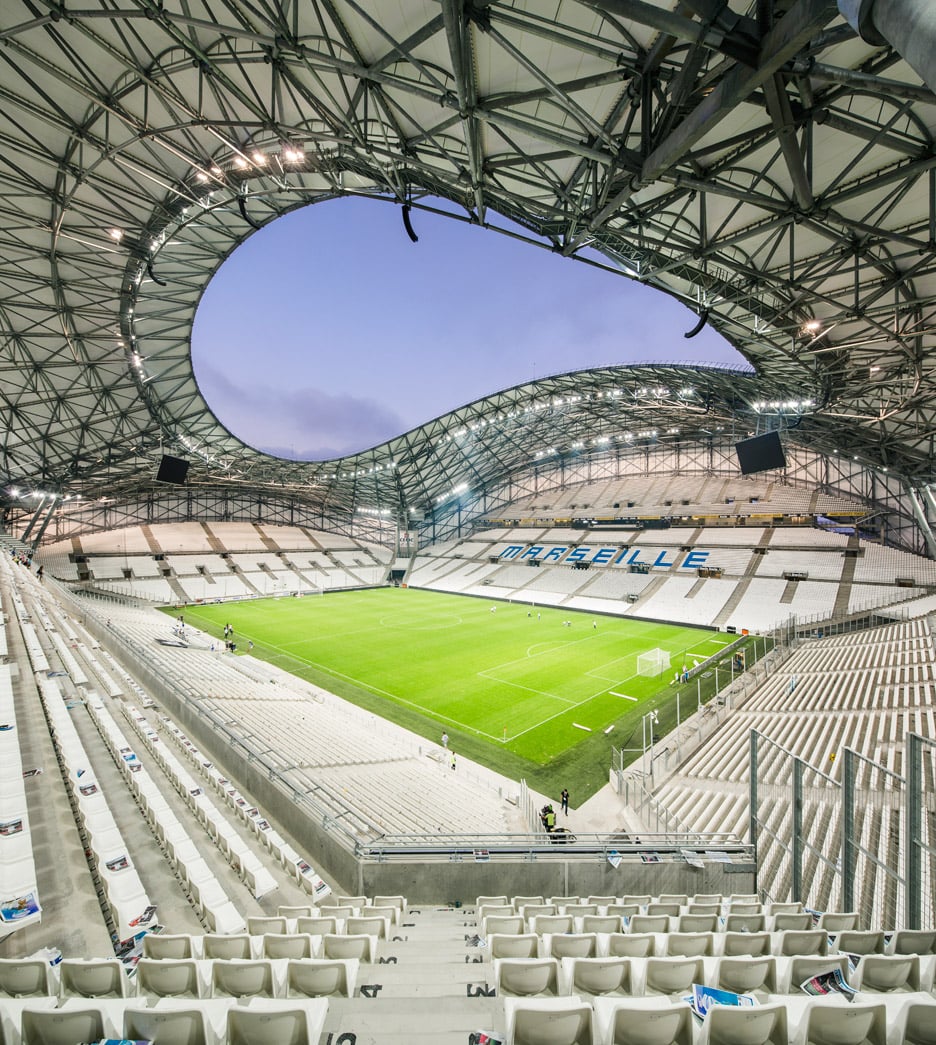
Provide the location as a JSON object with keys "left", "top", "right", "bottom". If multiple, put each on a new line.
{"left": 2, "top": 2, "right": 936, "bottom": 545}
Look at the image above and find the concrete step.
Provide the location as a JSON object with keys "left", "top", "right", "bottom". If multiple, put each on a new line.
{"left": 323, "top": 995, "right": 502, "bottom": 1045}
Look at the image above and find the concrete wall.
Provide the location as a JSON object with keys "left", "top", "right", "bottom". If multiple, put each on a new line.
{"left": 357, "top": 856, "right": 754, "bottom": 905}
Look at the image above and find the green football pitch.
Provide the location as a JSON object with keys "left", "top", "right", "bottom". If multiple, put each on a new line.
{"left": 173, "top": 588, "right": 736, "bottom": 798}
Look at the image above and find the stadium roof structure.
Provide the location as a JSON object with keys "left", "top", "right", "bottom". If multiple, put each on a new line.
{"left": 3, "top": 0, "right": 936, "bottom": 532}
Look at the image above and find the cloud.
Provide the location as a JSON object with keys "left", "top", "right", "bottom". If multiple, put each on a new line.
{"left": 196, "top": 363, "right": 408, "bottom": 459}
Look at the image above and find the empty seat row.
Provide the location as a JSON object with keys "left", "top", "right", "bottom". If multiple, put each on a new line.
{"left": 0, "top": 996, "right": 328, "bottom": 1045}
{"left": 85, "top": 694, "right": 246, "bottom": 935}
{"left": 132, "top": 705, "right": 332, "bottom": 903}
{"left": 0, "top": 663, "right": 40, "bottom": 941}
{"left": 490, "top": 952, "right": 935, "bottom": 998}
{"left": 476, "top": 893, "right": 765, "bottom": 910}
{"left": 36, "top": 677, "right": 157, "bottom": 942}
{"left": 499, "top": 993, "right": 936, "bottom": 1045}
{"left": 0, "top": 954, "right": 359, "bottom": 1003}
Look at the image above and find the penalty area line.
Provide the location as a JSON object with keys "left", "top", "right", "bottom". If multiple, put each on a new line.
{"left": 610, "top": 691, "right": 638, "bottom": 701}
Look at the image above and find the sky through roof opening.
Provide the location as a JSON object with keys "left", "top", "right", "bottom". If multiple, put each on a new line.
{"left": 192, "top": 196, "right": 747, "bottom": 461}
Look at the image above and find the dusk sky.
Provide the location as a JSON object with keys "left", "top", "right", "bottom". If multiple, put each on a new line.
{"left": 192, "top": 196, "right": 747, "bottom": 461}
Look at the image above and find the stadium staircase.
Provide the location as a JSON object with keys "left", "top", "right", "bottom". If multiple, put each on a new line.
{"left": 623, "top": 574, "right": 667, "bottom": 612}
{"left": 255, "top": 523, "right": 282, "bottom": 553}
{"left": 321, "top": 903, "right": 498, "bottom": 1043}
{"left": 832, "top": 536, "right": 861, "bottom": 617}
{"left": 139, "top": 524, "right": 163, "bottom": 554}
{"left": 163, "top": 573, "right": 190, "bottom": 604}
{"left": 200, "top": 522, "right": 227, "bottom": 554}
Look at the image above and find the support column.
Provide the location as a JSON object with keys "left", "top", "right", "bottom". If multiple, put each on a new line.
{"left": 905, "top": 732, "right": 922, "bottom": 930}
{"left": 905, "top": 486, "right": 936, "bottom": 558}
{"left": 839, "top": 0, "right": 936, "bottom": 97}
{"left": 31, "top": 497, "right": 59, "bottom": 549}
{"left": 19, "top": 496, "right": 49, "bottom": 543}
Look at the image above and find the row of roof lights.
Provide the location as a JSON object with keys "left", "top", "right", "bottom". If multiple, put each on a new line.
{"left": 341, "top": 463, "right": 396, "bottom": 479}
{"left": 194, "top": 146, "right": 306, "bottom": 182}
{"left": 7, "top": 488, "right": 81, "bottom": 501}
{"left": 751, "top": 399, "right": 815, "bottom": 411}
{"left": 435, "top": 482, "right": 469, "bottom": 504}
{"left": 436, "top": 388, "right": 696, "bottom": 448}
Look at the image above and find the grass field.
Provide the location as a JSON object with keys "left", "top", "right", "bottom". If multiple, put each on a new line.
{"left": 172, "top": 588, "right": 740, "bottom": 799}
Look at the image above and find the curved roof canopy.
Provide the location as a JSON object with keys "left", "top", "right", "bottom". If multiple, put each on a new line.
{"left": 2, "top": 0, "right": 936, "bottom": 521}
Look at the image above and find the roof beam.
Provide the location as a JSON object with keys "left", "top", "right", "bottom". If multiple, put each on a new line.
{"left": 640, "top": 0, "right": 839, "bottom": 184}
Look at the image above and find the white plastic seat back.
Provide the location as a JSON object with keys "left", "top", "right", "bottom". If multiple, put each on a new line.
{"left": 248, "top": 915, "right": 288, "bottom": 935}
{"left": 505, "top": 996, "right": 595, "bottom": 1045}
{"left": 725, "top": 914, "right": 765, "bottom": 934}
{"left": 484, "top": 916, "right": 527, "bottom": 937}
{"left": 477, "top": 895, "right": 510, "bottom": 907}
{"left": 582, "top": 916, "right": 623, "bottom": 934}
{"left": 22, "top": 1007, "right": 106, "bottom": 1045}
{"left": 490, "top": 934, "right": 540, "bottom": 959}
{"left": 286, "top": 958, "right": 357, "bottom": 998}
{"left": 802, "top": 1001, "right": 886, "bottom": 1045}
{"left": 211, "top": 959, "right": 275, "bottom": 998}
{"left": 322, "top": 933, "right": 375, "bottom": 961}
{"left": 889, "top": 930, "right": 936, "bottom": 955}
{"left": 548, "top": 934, "right": 598, "bottom": 959}
{"left": 346, "top": 915, "right": 388, "bottom": 939}
{"left": 203, "top": 933, "right": 252, "bottom": 959}
{"left": 142, "top": 933, "right": 194, "bottom": 959}
{"left": 58, "top": 958, "right": 128, "bottom": 999}
{"left": 834, "top": 931, "right": 885, "bottom": 955}
{"left": 534, "top": 916, "right": 575, "bottom": 936}
{"left": 891, "top": 999, "right": 936, "bottom": 1045}
{"left": 678, "top": 914, "right": 718, "bottom": 934}
{"left": 277, "top": 905, "right": 314, "bottom": 918}
{"left": 0, "top": 959, "right": 49, "bottom": 997}
{"left": 598, "top": 999, "right": 694, "bottom": 1045}
{"left": 665, "top": 932, "right": 714, "bottom": 958}
{"left": 701, "top": 1002, "right": 788, "bottom": 1045}
{"left": 723, "top": 932, "right": 770, "bottom": 957}
{"left": 337, "top": 895, "right": 369, "bottom": 907}
{"left": 630, "top": 916, "right": 668, "bottom": 934}
{"left": 372, "top": 894, "right": 406, "bottom": 914}
{"left": 607, "top": 933, "right": 655, "bottom": 958}
{"left": 136, "top": 958, "right": 202, "bottom": 998}
{"left": 298, "top": 916, "right": 339, "bottom": 936}
{"left": 226, "top": 1002, "right": 328, "bottom": 1045}
{"left": 643, "top": 957, "right": 704, "bottom": 996}
{"left": 713, "top": 955, "right": 777, "bottom": 995}
{"left": 646, "top": 904, "right": 679, "bottom": 918}
{"left": 777, "top": 929, "right": 828, "bottom": 956}
{"left": 262, "top": 933, "right": 317, "bottom": 959}
{"left": 853, "top": 954, "right": 920, "bottom": 992}
{"left": 817, "top": 912, "right": 859, "bottom": 933}
{"left": 494, "top": 957, "right": 560, "bottom": 997}
{"left": 479, "top": 904, "right": 516, "bottom": 920}
{"left": 124, "top": 1005, "right": 209, "bottom": 1045}
{"left": 566, "top": 957, "right": 631, "bottom": 996}
{"left": 773, "top": 913, "right": 813, "bottom": 932}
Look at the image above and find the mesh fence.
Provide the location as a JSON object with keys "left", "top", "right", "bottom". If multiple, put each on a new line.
{"left": 753, "top": 730, "right": 936, "bottom": 929}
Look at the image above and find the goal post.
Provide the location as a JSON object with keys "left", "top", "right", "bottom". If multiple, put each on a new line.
{"left": 637, "top": 647, "right": 671, "bottom": 677}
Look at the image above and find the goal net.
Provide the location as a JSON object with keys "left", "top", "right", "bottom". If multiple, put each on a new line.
{"left": 637, "top": 648, "right": 671, "bottom": 677}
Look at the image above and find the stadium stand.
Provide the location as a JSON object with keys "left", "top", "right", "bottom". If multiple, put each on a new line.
{"left": 406, "top": 518, "right": 933, "bottom": 629}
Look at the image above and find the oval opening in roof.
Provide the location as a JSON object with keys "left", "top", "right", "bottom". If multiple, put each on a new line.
{"left": 192, "top": 195, "right": 744, "bottom": 461}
